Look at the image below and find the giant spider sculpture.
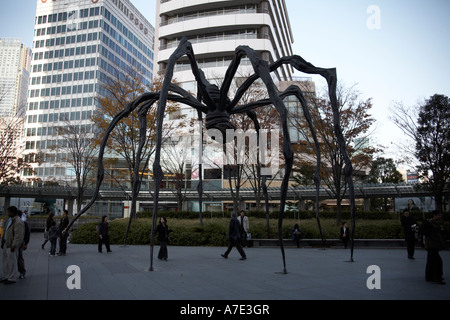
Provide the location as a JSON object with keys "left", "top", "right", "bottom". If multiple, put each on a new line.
{"left": 64, "top": 38, "right": 356, "bottom": 273}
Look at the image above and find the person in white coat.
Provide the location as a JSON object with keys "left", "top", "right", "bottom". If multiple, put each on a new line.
{"left": 238, "top": 210, "right": 250, "bottom": 247}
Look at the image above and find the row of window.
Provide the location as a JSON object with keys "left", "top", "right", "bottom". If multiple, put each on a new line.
{"left": 163, "top": 4, "right": 258, "bottom": 26}
{"left": 36, "top": 7, "right": 101, "bottom": 25}
{"left": 35, "top": 27, "right": 100, "bottom": 49}
{"left": 34, "top": 20, "right": 100, "bottom": 49}
{"left": 31, "top": 70, "right": 97, "bottom": 86}
{"left": 26, "top": 119, "right": 93, "bottom": 137}
{"left": 163, "top": 29, "right": 259, "bottom": 50}
{"left": 35, "top": 18, "right": 100, "bottom": 39}
{"left": 27, "top": 110, "right": 94, "bottom": 126}
{"left": 33, "top": 44, "right": 98, "bottom": 63}
{"left": 23, "top": 166, "right": 68, "bottom": 177}
{"left": 174, "top": 56, "right": 252, "bottom": 72}
{"left": 31, "top": 57, "right": 97, "bottom": 73}
{"left": 29, "top": 83, "right": 96, "bottom": 99}
{"left": 25, "top": 132, "right": 93, "bottom": 152}
{"left": 28, "top": 97, "right": 95, "bottom": 112}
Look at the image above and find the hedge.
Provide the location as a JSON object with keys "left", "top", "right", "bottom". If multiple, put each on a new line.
{"left": 70, "top": 218, "right": 450, "bottom": 246}
{"left": 137, "top": 210, "right": 436, "bottom": 221}
{"left": 70, "top": 219, "right": 229, "bottom": 247}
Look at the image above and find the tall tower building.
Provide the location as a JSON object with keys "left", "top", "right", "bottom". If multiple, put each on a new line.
{"left": 0, "top": 38, "right": 32, "bottom": 117}
{"left": 155, "top": 0, "right": 294, "bottom": 85}
{"left": 24, "top": 0, "right": 155, "bottom": 185}
{"left": 153, "top": 1, "right": 306, "bottom": 212}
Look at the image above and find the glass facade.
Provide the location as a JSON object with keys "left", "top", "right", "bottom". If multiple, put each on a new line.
{"left": 24, "top": 0, "right": 154, "bottom": 182}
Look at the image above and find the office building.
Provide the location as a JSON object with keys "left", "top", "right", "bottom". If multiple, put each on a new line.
{"left": 153, "top": 0, "right": 316, "bottom": 212}
{"left": 155, "top": 0, "right": 294, "bottom": 86}
{"left": 24, "top": 0, "right": 154, "bottom": 185}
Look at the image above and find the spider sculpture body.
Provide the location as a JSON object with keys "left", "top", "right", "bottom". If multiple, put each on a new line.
{"left": 65, "top": 38, "right": 356, "bottom": 273}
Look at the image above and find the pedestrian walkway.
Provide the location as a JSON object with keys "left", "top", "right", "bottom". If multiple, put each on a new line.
{"left": 1, "top": 233, "right": 449, "bottom": 301}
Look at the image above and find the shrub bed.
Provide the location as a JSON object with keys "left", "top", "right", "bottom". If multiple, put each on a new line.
{"left": 137, "top": 210, "right": 401, "bottom": 220}
{"left": 70, "top": 218, "right": 450, "bottom": 246}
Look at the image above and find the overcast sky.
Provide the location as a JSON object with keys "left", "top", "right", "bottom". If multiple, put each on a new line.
{"left": 1, "top": 0, "right": 449, "bottom": 169}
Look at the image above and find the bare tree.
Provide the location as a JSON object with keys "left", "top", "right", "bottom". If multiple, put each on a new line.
{"left": 213, "top": 73, "right": 282, "bottom": 212}
{"left": 161, "top": 135, "right": 196, "bottom": 211}
{"left": 292, "top": 83, "right": 376, "bottom": 223}
{"left": 52, "top": 122, "right": 98, "bottom": 213}
{"left": 93, "top": 67, "right": 180, "bottom": 219}
{"left": 0, "top": 116, "right": 26, "bottom": 190}
{"left": 389, "top": 101, "right": 421, "bottom": 167}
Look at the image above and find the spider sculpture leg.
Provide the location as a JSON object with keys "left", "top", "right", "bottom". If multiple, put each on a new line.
{"left": 231, "top": 85, "right": 326, "bottom": 245}
{"left": 124, "top": 99, "right": 158, "bottom": 245}
{"left": 64, "top": 93, "right": 160, "bottom": 234}
{"left": 196, "top": 110, "right": 204, "bottom": 226}
{"left": 279, "top": 55, "right": 356, "bottom": 260}
{"left": 228, "top": 49, "right": 355, "bottom": 262}
{"left": 278, "top": 86, "right": 325, "bottom": 245}
{"left": 245, "top": 110, "right": 271, "bottom": 236}
{"left": 149, "top": 38, "right": 213, "bottom": 270}
{"left": 227, "top": 46, "right": 293, "bottom": 274}
{"left": 64, "top": 84, "right": 205, "bottom": 238}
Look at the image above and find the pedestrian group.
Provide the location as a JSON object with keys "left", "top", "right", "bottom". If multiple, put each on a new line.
{"left": 1, "top": 207, "right": 447, "bottom": 286}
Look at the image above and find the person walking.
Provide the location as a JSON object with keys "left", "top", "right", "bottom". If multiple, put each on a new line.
{"left": 1, "top": 206, "right": 25, "bottom": 285}
{"left": 340, "top": 222, "right": 351, "bottom": 249}
{"left": 42, "top": 213, "right": 55, "bottom": 249}
{"left": 155, "top": 217, "right": 172, "bottom": 261}
{"left": 238, "top": 210, "right": 250, "bottom": 247}
{"left": 17, "top": 210, "right": 30, "bottom": 279}
{"left": 421, "top": 210, "right": 446, "bottom": 285}
{"left": 292, "top": 223, "right": 302, "bottom": 248}
{"left": 401, "top": 209, "right": 418, "bottom": 259}
{"left": 48, "top": 220, "right": 59, "bottom": 256}
{"left": 221, "top": 212, "right": 246, "bottom": 260}
{"left": 97, "top": 216, "right": 112, "bottom": 253}
{"left": 58, "top": 210, "right": 69, "bottom": 256}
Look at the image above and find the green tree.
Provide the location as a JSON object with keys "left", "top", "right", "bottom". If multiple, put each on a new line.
{"left": 368, "top": 157, "right": 404, "bottom": 184}
{"left": 391, "top": 94, "right": 450, "bottom": 212}
{"left": 367, "top": 157, "right": 404, "bottom": 212}
{"left": 415, "top": 94, "right": 450, "bottom": 212}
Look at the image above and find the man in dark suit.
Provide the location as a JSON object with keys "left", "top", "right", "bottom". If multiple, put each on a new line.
{"left": 421, "top": 210, "right": 446, "bottom": 285}
{"left": 401, "top": 209, "right": 418, "bottom": 259}
{"left": 58, "top": 210, "right": 69, "bottom": 256}
{"left": 221, "top": 212, "right": 247, "bottom": 260}
{"left": 340, "top": 221, "right": 351, "bottom": 249}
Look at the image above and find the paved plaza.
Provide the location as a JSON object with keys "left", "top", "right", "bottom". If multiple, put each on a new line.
{"left": 1, "top": 233, "right": 449, "bottom": 302}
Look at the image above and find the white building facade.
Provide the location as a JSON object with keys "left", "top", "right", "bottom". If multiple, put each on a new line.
{"left": 24, "top": 0, "right": 155, "bottom": 184}
{"left": 155, "top": 0, "right": 294, "bottom": 85}
{"left": 153, "top": 0, "right": 302, "bottom": 212}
